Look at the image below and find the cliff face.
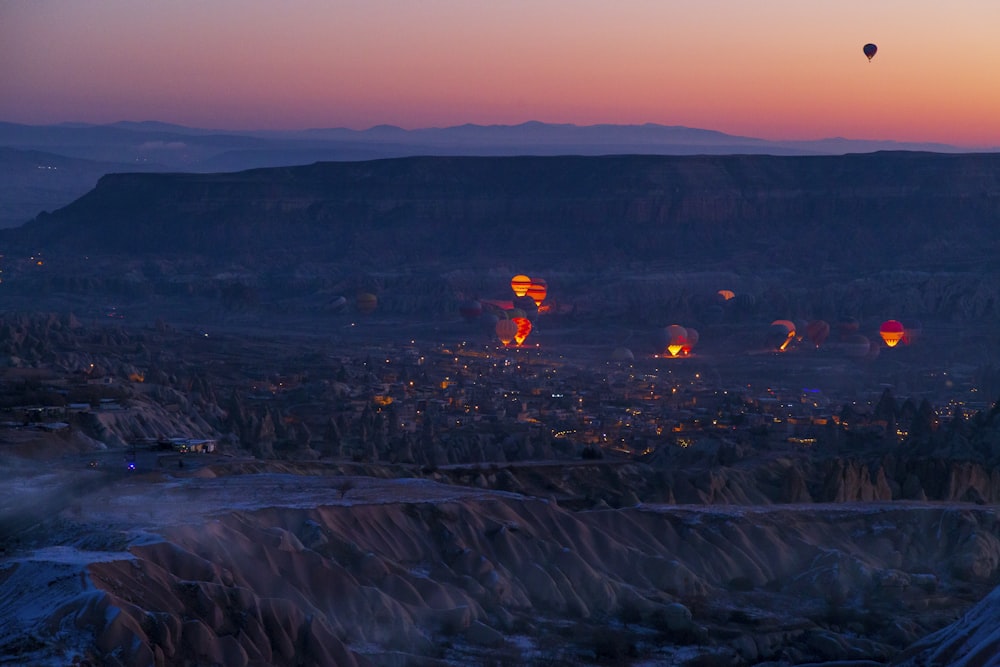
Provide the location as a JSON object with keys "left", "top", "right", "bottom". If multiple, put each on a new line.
{"left": 9, "top": 153, "right": 1000, "bottom": 270}
{"left": 8, "top": 469, "right": 1000, "bottom": 666}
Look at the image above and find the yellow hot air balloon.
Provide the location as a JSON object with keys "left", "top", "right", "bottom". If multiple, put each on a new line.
{"left": 511, "top": 275, "right": 532, "bottom": 297}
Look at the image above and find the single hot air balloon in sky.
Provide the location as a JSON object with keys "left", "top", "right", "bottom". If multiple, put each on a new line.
{"left": 717, "top": 289, "right": 735, "bottom": 301}
{"left": 879, "top": 320, "right": 905, "bottom": 347}
{"left": 863, "top": 43, "right": 877, "bottom": 61}
{"left": 511, "top": 275, "right": 532, "bottom": 297}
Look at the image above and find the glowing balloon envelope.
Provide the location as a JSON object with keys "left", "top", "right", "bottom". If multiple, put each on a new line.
{"left": 879, "top": 320, "right": 905, "bottom": 347}
{"left": 512, "top": 317, "right": 532, "bottom": 346}
{"left": 665, "top": 324, "right": 688, "bottom": 356}
{"left": 526, "top": 279, "right": 547, "bottom": 308}
{"left": 863, "top": 43, "right": 877, "bottom": 61}
{"left": 717, "top": 289, "right": 735, "bottom": 301}
{"left": 769, "top": 320, "right": 797, "bottom": 351}
{"left": 511, "top": 275, "right": 532, "bottom": 297}
{"left": 495, "top": 319, "right": 518, "bottom": 346}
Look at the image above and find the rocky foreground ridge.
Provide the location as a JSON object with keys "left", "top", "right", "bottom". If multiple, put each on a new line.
{"left": 4, "top": 465, "right": 1000, "bottom": 667}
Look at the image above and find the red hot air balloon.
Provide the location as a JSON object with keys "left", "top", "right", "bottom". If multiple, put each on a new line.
{"left": 863, "top": 43, "right": 877, "bottom": 61}
{"left": 511, "top": 275, "right": 532, "bottom": 297}
{"left": 512, "top": 317, "right": 532, "bottom": 346}
{"left": 805, "top": 320, "right": 830, "bottom": 348}
{"left": 459, "top": 299, "right": 482, "bottom": 321}
{"left": 879, "top": 320, "right": 905, "bottom": 347}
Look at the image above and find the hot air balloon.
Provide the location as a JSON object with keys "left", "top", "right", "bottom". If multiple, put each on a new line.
{"left": 513, "top": 295, "right": 538, "bottom": 314}
{"left": 879, "top": 320, "right": 905, "bottom": 347}
{"left": 717, "top": 289, "right": 735, "bottom": 301}
{"left": 526, "top": 279, "right": 548, "bottom": 308}
{"left": 682, "top": 328, "right": 699, "bottom": 355}
{"left": 512, "top": 317, "right": 532, "bottom": 346}
{"left": 664, "top": 324, "right": 688, "bottom": 356}
{"left": 611, "top": 347, "right": 634, "bottom": 361}
{"left": 459, "top": 299, "right": 482, "bottom": 322}
{"left": 805, "top": 320, "right": 830, "bottom": 348}
{"left": 495, "top": 319, "right": 518, "bottom": 346}
{"left": 837, "top": 316, "right": 860, "bottom": 339}
{"left": 356, "top": 292, "right": 378, "bottom": 314}
{"left": 511, "top": 275, "right": 532, "bottom": 297}
{"left": 328, "top": 296, "right": 348, "bottom": 313}
{"left": 863, "top": 43, "right": 877, "bottom": 61}
{"left": 901, "top": 319, "right": 923, "bottom": 345}
{"left": 769, "top": 320, "right": 797, "bottom": 351}
{"left": 843, "top": 334, "right": 871, "bottom": 359}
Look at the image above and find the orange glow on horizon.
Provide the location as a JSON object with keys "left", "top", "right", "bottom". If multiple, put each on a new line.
{"left": 3, "top": 2, "right": 1000, "bottom": 147}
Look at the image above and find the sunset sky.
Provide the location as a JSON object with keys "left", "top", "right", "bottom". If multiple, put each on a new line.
{"left": 2, "top": 0, "right": 999, "bottom": 146}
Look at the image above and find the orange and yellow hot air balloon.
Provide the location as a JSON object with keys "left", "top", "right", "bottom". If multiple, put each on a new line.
{"left": 526, "top": 279, "right": 547, "bottom": 308}
{"left": 511, "top": 275, "right": 532, "bottom": 297}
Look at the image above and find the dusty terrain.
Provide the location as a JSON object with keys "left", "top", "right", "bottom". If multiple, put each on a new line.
{"left": 3, "top": 455, "right": 1000, "bottom": 666}
{"left": 0, "top": 314, "right": 998, "bottom": 666}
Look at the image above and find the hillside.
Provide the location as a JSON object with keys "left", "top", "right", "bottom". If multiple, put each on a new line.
{"left": 7, "top": 152, "right": 1000, "bottom": 274}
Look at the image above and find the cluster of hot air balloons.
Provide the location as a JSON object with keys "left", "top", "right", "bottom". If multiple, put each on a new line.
{"left": 511, "top": 275, "right": 548, "bottom": 309}
{"left": 760, "top": 315, "right": 919, "bottom": 358}
{"left": 459, "top": 274, "right": 550, "bottom": 347}
{"left": 495, "top": 316, "right": 532, "bottom": 347}
{"left": 498, "top": 275, "right": 548, "bottom": 346}
{"left": 661, "top": 324, "right": 699, "bottom": 357}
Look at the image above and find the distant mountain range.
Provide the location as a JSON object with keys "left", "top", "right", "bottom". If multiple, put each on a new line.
{"left": 0, "top": 120, "right": 990, "bottom": 228}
